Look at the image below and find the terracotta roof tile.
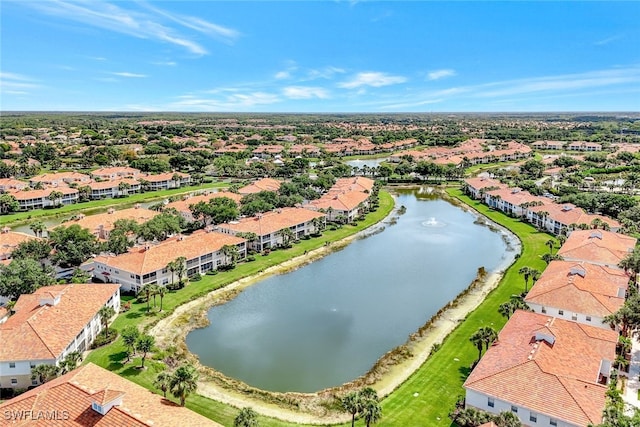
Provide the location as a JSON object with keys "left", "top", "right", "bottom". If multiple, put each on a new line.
{"left": 62, "top": 207, "right": 158, "bottom": 236}
{"left": 217, "top": 207, "right": 324, "bottom": 236}
{"left": 93, "top": 230, "right": 245, "bottom": 275}
{"left": 524, "top": 260, "right": 630, "bottom": 317}
{"left": 0, "top": 363, "right": 221, "bottom": 426}
{"left": 558, "top": 229, "right": 637, "bottom": 267}
{"left": 238, "top": 178, "right": 281, "bottom": 194}
{"left": 464, "top": 310, "right": 616, "bottom": 425}
{"left": 0, "top": 284, "right": 120, "bottom": 361}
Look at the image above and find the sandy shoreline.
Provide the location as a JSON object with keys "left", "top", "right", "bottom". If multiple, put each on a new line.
{"left": 150, "top": 193, "right": 521, "bottom": 425}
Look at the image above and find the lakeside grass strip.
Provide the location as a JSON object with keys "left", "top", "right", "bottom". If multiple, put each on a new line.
{"left": 83, "top": 191, "right": 395, "bottom": 426}
{"left": 0, "top": 182, "right": 228, "bottom": 226}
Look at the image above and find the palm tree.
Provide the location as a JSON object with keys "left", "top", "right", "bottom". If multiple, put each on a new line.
{"left": 167, "top": 259, "right": 177, "bottom": 285}
{"left": 518, "top": 266, "right": 532, "bottom": 292}
{"left": 221, "top": 244, "right": 240, "bottom": 267}
{"left": 98, "top": 305, "right": 116, "bottom": 337}
{"left": 170, "top": 364, "right": 199, "bottom": 406}
{"left": 480, "top": 326, "right": 498, "bottom": 352}
{"left": 494, "top": 410, "right": 523, "bottom": 427}
{"left": 29, "top": 220, "right": 46, "bottom": 238}
{"left": 48, "top": 190, "right": 64, "bottom": 207}
{"left": 545, "top": 239, "right": 555, "bottom": 253}
{"left": 121, "top": 325, "right": 140, "bottom": 363}
{"left": 141, "top": 284, "right": 153, "bottom": 313}
{"left": 31, "top": 364, "right": 59, "bottom": 384}
{"left": 59, "top": 351, "right": 82, "bottom": 374}
{"left": 341, "top": 391, "right": 360, "bottom": 427}
{"left": 136, "top": 334, "right": 155, "bottom": 368}
{"left": 470, "top": 329, "right": 485, "bottom": 363}
{"left": 157, "top": 285, "right": 167, "bottom": 312}
{"left": 498, "top": 301, "right": 515, "bottom": 319}
{"left": 234, "top": 407, "right": 259, "bottom": 427}
{"left": 154, "top": 371, "right": 172, "bottom": 398}
{"left": 361, "top": 398, "right": 382, "bottom": 427}
{"left": 277, "top": 227, "right": 295, "bottom": 248}
{"left": 174, "top": 256, "right": 187, "bottom": 286}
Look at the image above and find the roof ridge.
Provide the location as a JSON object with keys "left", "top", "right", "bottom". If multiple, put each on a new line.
{"left": 555, "top": 376, "right": 596, "bottom": 424}
{"left": 25, "top": 315, "right": 58, "bottom": 359}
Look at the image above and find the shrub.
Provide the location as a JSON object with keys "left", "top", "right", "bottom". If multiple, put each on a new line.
{"left": 206, "top": 270, "right": 219, "bottom": 276}
{"left": 91, "top": 329, "right": 118, "bottom": 349}
{"left": 246, "top": 255, "right": 256, "bottom": 262}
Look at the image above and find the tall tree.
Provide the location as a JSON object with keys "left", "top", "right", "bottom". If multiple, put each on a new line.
{"left": 48, "top": 224, "right": 101, "bottom": 267}
{"left": 29, "top": 220, "right": 46, "bottom": 238}
{"left": 154, "top": 371, "right": 172, "bottom": 398}
{"left": 31, "top": 364, "right": 59, "bottom": 384}
{"left": 136, "top": 334, "right": 155, "bottom": 369}
{"left": 0, "top": 258, "right": 55, "bottom": 300}
{"left": 341, "top": 391, "right": 361, "bottom": 427}
{"left": 170, "top": 364, "right": 199, "bottom": 406}
{"left": 98, "top": 305, "right": 116, "bottom": 337}
{"left": 0, "top": 193, "right": 19, "bottom": 214}
{"left": 121, "top": 325, "right": 140, "bottom": 363}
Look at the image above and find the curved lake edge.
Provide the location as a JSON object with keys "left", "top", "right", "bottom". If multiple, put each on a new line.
{"left": 150, "top": 186, "right": 522, "bottom": 423}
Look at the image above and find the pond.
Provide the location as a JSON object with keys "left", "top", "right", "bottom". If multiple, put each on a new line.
{"left": 186, "top": 187, "right": 516, "bottom": 393}
{"left": 344, "top": 158, "right": 388, "bottom": 169}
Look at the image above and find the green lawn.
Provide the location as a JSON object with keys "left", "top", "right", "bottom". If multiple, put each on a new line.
{"left": 0, "top": 182, "right": 229, "bottom": 226}
{"left": 83, "top": 188, "right": 554, "bottom": 427}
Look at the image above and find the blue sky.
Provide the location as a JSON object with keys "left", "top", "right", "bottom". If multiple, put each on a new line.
{"left": 1, "top": 1, "right": 639, "bottom": 112}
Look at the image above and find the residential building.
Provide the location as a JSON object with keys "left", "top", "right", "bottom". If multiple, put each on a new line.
{"left": 526, "top": 203, "right": 621, "bottom": 235}
{"left": 558, "top": 229, "right": 637, "bottom": 269}
{"left": 0, "top": 362, "right": 221, "bottom": 426}
{"left": 252, "top": 144, "right": 285, "bottom": 159}
{"left": 0, "top": 229, "right": 37, "bottom": 262}
{"left": 0, "top": 284, "right": 120, "bottom": 389}
{"left": 464, "top": 310, "right": 617, "bottom": 427}
{"left": 29, "top": 172, "right": 91, "bottom": 188}
{"left": 567, "top": 141, "right": 602, "bottom": 152}
{"left": 483, "top": 187, "right": 551, "bottom": 217}
{"left": 532, "top": 140, "right": 565, "bottom": 150}
{"left": 306, "top": 190, "right": 371, "bottom": 223}
{"left": 87, "top": 177, "right": 141, "bottom": 199}
{"left": 464, "top": 176, "right": 507, "bottom": 199}
{"left": 142, "top": 172, "right": 191, "bottom": 191}
{"left": 216, "top": 207, "right": 325, "bottom": 252}
{"left": 90, "top": 166, "right": 142, "bottom": 181}
{"left": 524, "top": 260, "right": 630, "bottom": 329}
{"left": 62, "top": 207, "right": 159, "bottom": 240}
{"left": 92, "top": 230, "right": 246, "bottom": 292}
{"left": 238, "top": 177, "right": 282, "bottom": 194}
{"left": 0, "top": 178, "right": 28, "bottom": 192}
{"left": 8, "top": 187, "right": 79, "bottom": 210}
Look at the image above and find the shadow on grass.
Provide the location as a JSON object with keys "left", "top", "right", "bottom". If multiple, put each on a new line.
{"left": 458, "top": 365, "right": 472, "bottom": 381}
{"left": 125, "top": 311, "right": 143, "bottom": 319}
{"left": 121, "top": 365, "right": 144, "bottom": 378}
{"left": 107, "top": 351, "right": 128, "bottom": 371}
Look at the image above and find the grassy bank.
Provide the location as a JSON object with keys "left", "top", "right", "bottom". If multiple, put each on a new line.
{"left": 0, "top": 182, "right": 228, "bottom": 226}
{"left": 83, "top": 190, "right": 395, "bottom": 426}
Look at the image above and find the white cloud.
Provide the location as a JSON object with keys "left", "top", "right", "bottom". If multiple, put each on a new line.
{"left": 24, "top": 1, "right": 239, "bottom": 55}
{"left": 283, "top": 86, "right": 329, "bottom": 99}
{"left": 338, "top": 72, "right": 407, "bottom": 89}
{"left": 427, "top": 69, "right": 456, "bottom": 81}
{"left": 0, "top": 72, "right": 40, "bottom": 93}
{"left": 152, "top": 61, "right": 177, "bottom": 67}
{"left": 111, "top": 72, "right": 147, "bottom": 78}
{"left": 275, "top": 71, "right": 291, "bottom": 80}
{"left": 305, "top": 66, "right": 345, "bottom": 80}
{"left": 170, "top": 91, "right": 280, "bottom": 111}
{"left": 595, "top": 35, "right": 621, "bottom": 46}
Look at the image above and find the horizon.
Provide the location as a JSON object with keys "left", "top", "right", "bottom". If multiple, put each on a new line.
{"left": 1, "top": 1, "right": 639, "bottom": 113}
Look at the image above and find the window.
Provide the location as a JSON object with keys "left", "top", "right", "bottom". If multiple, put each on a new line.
{"left": 571, "top": 313, "right": 578, "bottom": 321}
{"left": 32, "top": 379, "right": 38, "bottom": 386}
{"left": 487, "top": 397, "right": 495, "bottom": 408}
{"left": 530, "top": 413, "right": 537, "bottom": 423}
{"left": 550, "top": 420, "right": 558, "bottom": 426}
{"left": 11, "top": 378, "right": 17, "bottom": 385}
{"left": 30, "top": 362, "right": 36, "bottom": 368}
{"left": 558, "top": 309, "right": 564, "bottom": 315}
{"left": 541, "top": 306, "right": 547, "bottom": 314}
{"left": 9, "top": 362, "right": 15, "bottom": 368}
{"left": 586, "top": 316, "right": 592, "bottom": 322}
{"left": 511, "top": 405, "right": 518, "bottom": 413}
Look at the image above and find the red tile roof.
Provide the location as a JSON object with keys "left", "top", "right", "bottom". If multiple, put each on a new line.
{"left": 524, "top": 260, "right": 630, "bottom": 317}
{"left": 464, "top": 310, "right": 616, "bottom": 426}
{"left": 238, "top": 177, "right": 282, "bottom": 194}
{"left": 0, "top": 284, "right": 120, "bottom": 361}
{"left": 0, "top": 231, "right": 38, "bottom": 258}
{"left": 217, "top": 207, "right": 324, "bottom": 236}
{"left": 0, "top": 363, "right": 221, "bottom": 426}
{"left": 558, "top": 229, "right": 637, "bottom": 267}
{"left": 93, "top": 230, "right": 245, "bottom": 275}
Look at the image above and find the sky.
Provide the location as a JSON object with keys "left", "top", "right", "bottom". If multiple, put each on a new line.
{"left": 1, "top": 1, "right": 639, "bottom": 113}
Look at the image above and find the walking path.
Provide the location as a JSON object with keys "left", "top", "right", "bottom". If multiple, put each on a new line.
{"left": 623, "top": 337, "right": 640, "bottom": 413}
